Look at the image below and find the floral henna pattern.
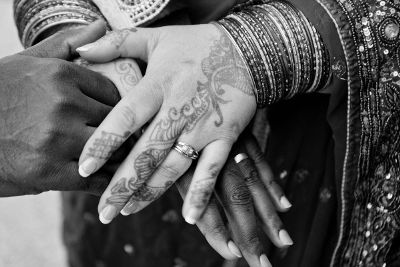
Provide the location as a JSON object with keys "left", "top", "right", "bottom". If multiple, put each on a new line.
{"left": 105, "top": 33, "right": 253, "bottom": 212}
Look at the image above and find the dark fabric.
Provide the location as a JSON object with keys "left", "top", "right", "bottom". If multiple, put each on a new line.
{"left": 265, "top": 94, "right": 338, "bottom": 267}
{"left": 62, "top": 188, "right": 223, "bottom": 267}
{"left": 232, "top": 94, "right": 338, "bottom": 267}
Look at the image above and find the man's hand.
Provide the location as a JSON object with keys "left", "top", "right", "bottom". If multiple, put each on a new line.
{"left": 0, "top": 20, "right": 125, "bottom": 196}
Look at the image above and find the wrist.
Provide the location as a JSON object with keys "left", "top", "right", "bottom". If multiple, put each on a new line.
{"left": 215, "top": 1, "right": 331, "bottom": 107}
{"left": 15, "top": 0, "right": 104, "bottom": 48}
{"left": 35, "top": 23, "right": 85, "bottom": 44}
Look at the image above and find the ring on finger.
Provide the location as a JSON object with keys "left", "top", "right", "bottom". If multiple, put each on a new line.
{"left": 173, "top": 141, "right": 199, "bottom": 160}
{"left": 234, "top": 153, "right": 249, "bottom": 164}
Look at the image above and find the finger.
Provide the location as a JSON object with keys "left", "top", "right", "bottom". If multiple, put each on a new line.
{"left": 244, "top": 135, "right": 291, "bottom": 211}
{"left": 182, "top": 140, "right": 233, "bottom": 225}
{"left": 78, "top": 77, "right": 161, "bottom": 178}
{"left": 176, "top": 171, "right": 240, "bottom": 260}
{"left": 76, "top": 27, "right": 157, "bottom": 63}
{"left": 84, "top": 126, "right": 135, "bottom": 165}
{"left": 74, "top": 90, "right": 113, "bottom": 126}
{"left": 95, "top": 106, "right": 185, "bottom": 224}
{"left": 216, "top": 160, "right": 270, "bottom": 267}
{"left": 120, "top": 147, "right": 192, "bottom": 215}
{"left": 54, "top": 161, "right": 111, "bottom": 196}
{"left": 77, "top": 58, "right": 143, "bottom": 99}
{"left": 72, "top": 64, "right": 122, "bottom": 106}
{"left": 20, "top": 20, "right": 107, "bottom": 59}
{"left": 234, "top": 153, "right": 293, "bottom": 248}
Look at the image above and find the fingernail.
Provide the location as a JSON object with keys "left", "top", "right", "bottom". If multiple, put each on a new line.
{"left": 279, "top": 229, "right": 294, "bottom": 246}
{"left": 99, "top": 205, "right": 117, "bottom": 224}
{"left": 184, "top": 209, "right": 197, "bottom": 225}
{"left": 76, "top": 43, "right": 95, "bottom": 52}
{"left": 79, "top": 158, "right": 97, "bottom": 177}
{"left": 120, "top": 209, "right": 130, "bottom": 216}
{"left": 120, "top": 201, "right": 138, "bottom": 216}
{"left": 260, "top": 254, "right": 272, "bottom": 267}
{"left": 280, "top": 196, "right": 292, "bottom": 209}
{"left": 227, "top": 241, "right": 242, "bottom": 258}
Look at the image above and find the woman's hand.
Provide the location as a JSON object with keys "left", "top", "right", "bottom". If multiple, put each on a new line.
{"left": 74, "top": 57, "right": 142, "bottom": 99}
{"left": 177, "top": 133, "right": 293, "bottom": 267}
{"left": 76, "top": 24, "right": 257, "bottom": 224}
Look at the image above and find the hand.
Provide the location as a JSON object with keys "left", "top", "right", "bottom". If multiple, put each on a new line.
{"left": 0, "top": 20, "right": 127, "bottom": 196}
{"left": 74, "top": 57, "right": 142, "bottom": 99}
{"left": 176, "top": 133, "right": 293, "bottom": 267}
{"left": 76, "top": 24, "right": 257, "bottom": 224}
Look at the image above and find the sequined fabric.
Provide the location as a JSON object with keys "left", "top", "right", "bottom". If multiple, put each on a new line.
{"left": 92, "top": 0, "right": 171, "bottom": 29}
{"left": 317, "top": 0, "right": 400, "bottom": 266}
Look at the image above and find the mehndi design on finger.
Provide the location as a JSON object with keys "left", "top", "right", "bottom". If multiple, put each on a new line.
{"left": 104, "top": 33, "right": 253, "bottom": 215}
{"left": 100, "top": 28, "right": 138, "bottom": 49}
{"left": 114, "top": 60, "right": 141, "bottom": 88}
{"left": 87, "top": 131, "right": 130, "bottom": 159}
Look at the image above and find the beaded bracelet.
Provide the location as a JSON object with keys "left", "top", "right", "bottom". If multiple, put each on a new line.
{"left": 217, "top": 0, "right": 330, "bottom": 107}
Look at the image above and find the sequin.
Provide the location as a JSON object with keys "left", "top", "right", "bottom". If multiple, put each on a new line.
{"left": 279, "top": 170, "right": 288, "bottom": 179}
{"left": 123, "top": 244, "right": 135, "bottom": 255}
{"left": 384, "top": 22, "right": 400, "bottom": 39}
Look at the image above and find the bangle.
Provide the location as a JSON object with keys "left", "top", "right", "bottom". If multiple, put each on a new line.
{"left": 216, "top": 0, "right": 330, "bottom": 107}
{"left": 15, "top": 0, "right": 104, "bottom": 47}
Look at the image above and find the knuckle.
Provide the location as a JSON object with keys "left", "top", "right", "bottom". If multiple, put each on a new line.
{"left": 47, "top": 59, "right": 70, "bottom": 78}
{"left": 190, "top": 178, "right": 215, "bottom": 208}
{"left": 244, "top": 169, "right": 260, "bottom": 186}
{"left": 207, "top": 163, "right": 222, "bottom": 178}
{"left": 228, "top": 184, "right": 252, "bottom": 206}
{"left": 217, "top": 129, "right": 239, "bottom": 144}
{"left": 203, "top": 222, "right": 228, "bottom": 239}
{"left": 119, "top": 104, "right": 136, "bottom": 130}
{"left": 156, "top": 163, "right": 180, "bottom": 180}
{"left": 252, "top": 149, "right": 265, "bottom": 165}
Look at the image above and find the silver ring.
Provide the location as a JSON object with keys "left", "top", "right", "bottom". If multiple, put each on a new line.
{"left": 234, "top": 153, "right": 249, "bottom": 164}
{"left": 173, "top": 142, "right": 199, "bottom": 160}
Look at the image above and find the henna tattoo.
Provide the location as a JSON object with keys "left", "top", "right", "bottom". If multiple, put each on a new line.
{"left": 106, "top": 177, "right": 132, "bottom": 206}
{"left": 114, "top": 60, "right": 141, "bottom": 88}
{"left": 134, "top": 148, "right": 170, "bottom": 182}
{"left": 87, "top": 131, "right": 130, "bottom": 159}
{"left": 149, "top": 34, "right": 253, "bottom": 143}
{"left": 106, "top": 176, "right": 174, "bottom": 213}
{"left": 99, "top": 28, "right": 137, "bottom": 49}
{"left": 105, "top": 34, "right": 253, "bottom": 210}
{"left": 189, "top": 178, "right": 216, "bottom": 208}
{"left": 149, "top": 94, "right": 209, "bottom": 143}
{"left": 105, "top": 147, "right": 170, "bottom": 208}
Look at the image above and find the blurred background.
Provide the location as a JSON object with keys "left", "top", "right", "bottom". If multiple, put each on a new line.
{"left": 0, "top": 0, "right": 67, "bottom": 266}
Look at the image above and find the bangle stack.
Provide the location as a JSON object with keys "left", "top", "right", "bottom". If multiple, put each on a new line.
{"left": 217, "top": 0, "right": 330, "bottom": 107}
{"left": 14, "top": 0, "right": 104, "bottom": 47}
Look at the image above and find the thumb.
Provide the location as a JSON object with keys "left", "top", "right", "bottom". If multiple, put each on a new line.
{"left": 76, "top": 28, "right": 154, "bottom": 63}
{"left": 19, "top": 20, "right": 107, "bottom": 60}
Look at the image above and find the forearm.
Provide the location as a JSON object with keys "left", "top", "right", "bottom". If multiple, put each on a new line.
{"left": 215, "top": 1, "right": 331, "bottom": 107}
{"left": 14, "top": 0, "right": 104, "bottom": 47}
